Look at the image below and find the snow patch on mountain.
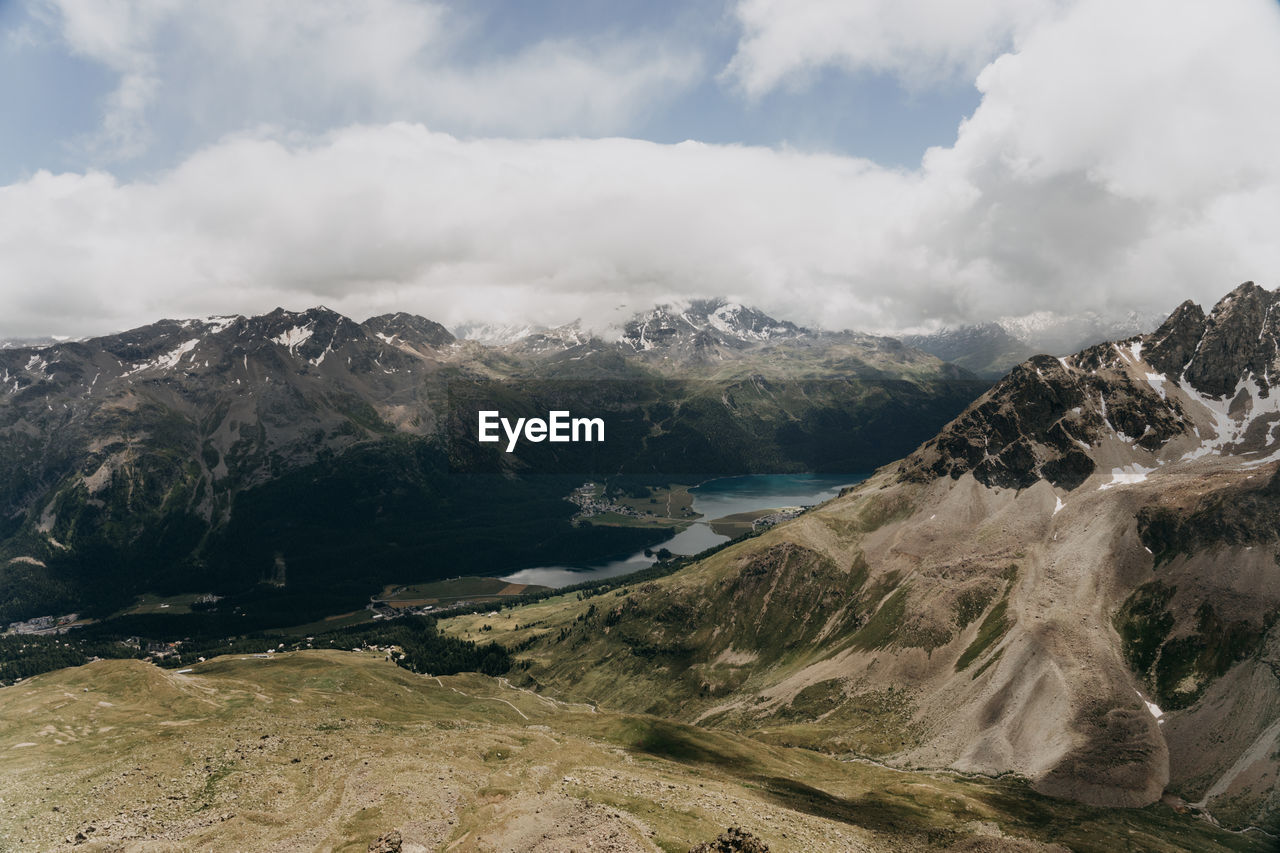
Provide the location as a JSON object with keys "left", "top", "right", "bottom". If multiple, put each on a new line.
{"left": 1099, "top": 464, "right": 1157, "bottom": 490}
{"left": 124, "top": 339, "right": 200, "bottom": 376}
{"left": 272, "top": 324, "right": 314, "bottom": 353}
{"left": 1135, "top": 690, "right": 1164, "bottom": 723}
{"left": 202, "top": 316, "right": 239, "bottom": 335}
{"left": 620, "top": 298, "right": 803, "bottom": 352}
{"left": 1177, "top": 374, "right": 1280, "bottom": 462}
{"left": 1144, "top": 372, "right": 1169, "bottom": 400}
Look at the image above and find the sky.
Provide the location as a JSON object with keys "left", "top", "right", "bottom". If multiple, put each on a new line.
{"left": 1, "top": 0, "right": 1279, "bottom": 339}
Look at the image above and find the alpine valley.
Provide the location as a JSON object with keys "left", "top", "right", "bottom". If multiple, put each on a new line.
{"left": 4, "top": 286, "right": 1280, "bottom": 851}
{"left": 0, "top": 299, "right": 982, "bottom": 627}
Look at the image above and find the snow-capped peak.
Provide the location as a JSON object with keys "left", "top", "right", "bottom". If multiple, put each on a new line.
{"left": 621, "top": 298, "right": 802, "bottom": 351}
{"left": 454, "top": 322, "right": 540, "bottom": 346}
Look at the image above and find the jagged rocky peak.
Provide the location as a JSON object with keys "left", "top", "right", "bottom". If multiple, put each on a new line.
{"left": 900, "top": 282, "right": 1280, "bottom": 492}
{"left": 78, "top": 306, "right": 392, "bottom": 377}
{"left": 231, "top": 306, "right": 366, "bottom": 363}
{"left": 251, "top": 305, "right": 354, "bottom": 339}
{"left": 1183, "top": 281, "right": 1280, "bottom": 398}
{"left": 79, "top": 314, "right": 232, "bottom": 367}
{"left": 621, "top": 298, "right": 803, "bottom": 351}
{"left": 1141, "top": 281, "right": 1280, "bottom": 398}
{"left": 902, "top": 354, "right": 1125, "bottom": 490}
{"left": 1142, "top": 299, "right": 1207, "bottom": 379}
{"left": 361, "top": 312, "right": 455, "bottom": 348}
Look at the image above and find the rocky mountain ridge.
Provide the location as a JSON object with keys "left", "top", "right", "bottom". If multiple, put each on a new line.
{"left": 901, "top": 281, "right": 1280, "bottom": 490}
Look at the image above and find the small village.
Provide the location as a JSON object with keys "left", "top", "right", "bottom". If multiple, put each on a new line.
{"left": 566, "top": 481, "right": 646, "bottom": 521}
{"left": 368, "top": 600, "right": 435, "bottom": 620}
{"left": 4, "top": 612, "right": 81, "bottom": 636}
{"left": 748, "top": 506, "right": 808, "bottom": 529}
{"left": 567, "top": 481, "right": 699, "bottom": 524}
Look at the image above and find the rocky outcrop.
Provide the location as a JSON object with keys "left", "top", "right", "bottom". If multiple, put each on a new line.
{"left": 688, "top": 827, "right": 770, "bottom": 853}
{"left": 367, "top": 829, "right": 403, "bottom": 852}
{"left": 1184, "top": 281, "right": 1280, "bottom": 397}
{"left": 898, "top": 353, "right": 1184, "bottom": 490}
{"left": 1144, "top": 299, "right": 1206, "bottom": 378}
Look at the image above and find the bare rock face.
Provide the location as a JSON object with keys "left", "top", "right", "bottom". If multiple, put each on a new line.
{"left": 1141, "top": 280, "right": 1280, "bottom": 399}
{"left": 1143, "top": 299, "right": 1207, "bottom": 378}
{"left": 1183, "top": 281, "right": 1280, "bottom": 398}
{"left": 898, "top": 352, "right": 1184, "bottom": 491}
{"left": 906, "top": 355, "right": 1100, "bottom": 490}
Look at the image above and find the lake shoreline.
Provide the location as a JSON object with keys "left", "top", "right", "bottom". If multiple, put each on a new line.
{"left": 502, "top": 473, "right": 868, "bottom": 588}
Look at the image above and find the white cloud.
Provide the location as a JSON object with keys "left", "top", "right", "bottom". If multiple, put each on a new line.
{"left": 3, "top": 0, "right": 1280, "bottom": 340}
{"left": 39, "top": 0, "right": 702, "bottom": 158}
{"left": 0, "top": 128, "right": 920, "bottom": 336}
{"left": 920, "top": 0, "right": 1280, "bottom": 319}
{"left": 723, "top": 0, "right": 1060, "bottom": 96}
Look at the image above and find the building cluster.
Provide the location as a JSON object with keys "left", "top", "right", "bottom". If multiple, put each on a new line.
{"left": 370, "top": 601, "right": 437, "bottom": 620}
{"left": 4, "top": 612, "right": 79, "bottom": 635}
{"left": 568, "top": 482, "right": 649, "bottom": 522}
{"left": 144, "top": 640, "right": 183, "bottom": 660}
{"left": 750, "top": 506, "right": 810, "bottom": 530}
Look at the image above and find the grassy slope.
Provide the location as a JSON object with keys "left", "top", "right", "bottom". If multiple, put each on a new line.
{"left": 0, "top": 652, "right": 1262, "bottom": 852}
{"left": 443, "top": 480, "right": 930, "bottom": 741}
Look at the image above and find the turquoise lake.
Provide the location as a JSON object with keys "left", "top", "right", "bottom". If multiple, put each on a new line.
{"left": 502, "top": 473, "right": 867, "bottom": 588}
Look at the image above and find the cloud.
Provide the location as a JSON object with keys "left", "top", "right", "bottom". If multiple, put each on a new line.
{"left": 0, "top": 128, "right": 916, "bottom": 336}
{"left": 919, "top": 0, "right": 1280, "bottom": 319}
{"left": 3, "top": 0, "right": 1279, "bottom": 340}
{"left": 39, "top": 0, "right": 702, "bottom": 159}
{"left": 42, "top": 0, "right": 177, "bottom": 157}
{"left": 723, "top": 0, "right": 1060, "bottom": 96}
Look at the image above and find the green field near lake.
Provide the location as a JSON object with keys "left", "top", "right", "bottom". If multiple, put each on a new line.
{"left": 376, "top": 576, "right": 550, "bottom": 607}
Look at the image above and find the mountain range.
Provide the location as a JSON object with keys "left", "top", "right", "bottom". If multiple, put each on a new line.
{"left": 0, "top": 300, "right": 983, "bottom": 624}
{"left": 3, "top": 284, "right": 1279, "bottom": 849}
